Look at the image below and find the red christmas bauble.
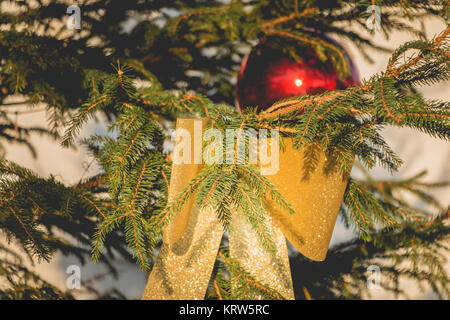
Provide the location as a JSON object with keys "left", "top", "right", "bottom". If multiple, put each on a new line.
{"left": 235, "top": 33, "right": 359, "bottom": 112}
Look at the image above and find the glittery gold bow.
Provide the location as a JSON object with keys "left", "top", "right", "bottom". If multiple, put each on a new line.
{"left": 142, "top": 118, "right": 350, "bottom": 300}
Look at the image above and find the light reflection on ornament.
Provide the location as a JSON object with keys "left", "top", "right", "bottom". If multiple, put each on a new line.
{"left": 235, "top": 34, "right": 360, "bottom": 112}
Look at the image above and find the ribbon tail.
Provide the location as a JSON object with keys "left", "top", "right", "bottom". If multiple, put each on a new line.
{"left": 142, "top": 206, "right": 223, "bottom": 299}
{"left": 228, "top": 210, "right": 295, "bottom": 300}
{"left": 142, "top": 118, "right": 223, "bottom": 300}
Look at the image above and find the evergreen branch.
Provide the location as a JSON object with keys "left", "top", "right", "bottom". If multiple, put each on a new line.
{"left": 291, "top": 210, "right": 450, "bottom": 299}
{"left": 235, "top": 182, "right": 276, "bottom": 254}
{"left": 2, "top": 0, "right": 449, "bottom": 299}
{"left": 77, "top": 194, "right": 106, "bottom": 219}
{"left": 8, "top": 206, "right": 47, "bottom": 261}
{"left": 62, "top": 96, "right": 111, "bottom": 146}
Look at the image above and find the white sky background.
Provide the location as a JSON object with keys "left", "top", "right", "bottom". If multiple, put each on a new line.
{"left": 1, "top": 10, "right": 449, "bottom": 299}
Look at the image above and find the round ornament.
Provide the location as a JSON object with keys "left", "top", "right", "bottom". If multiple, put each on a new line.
{"left": 236, "top": 33, "right": 359, "bottom": 112}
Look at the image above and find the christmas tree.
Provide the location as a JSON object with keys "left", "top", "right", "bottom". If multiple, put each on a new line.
{"left": 0, "top": 0, "right": 449, "bottom": 300}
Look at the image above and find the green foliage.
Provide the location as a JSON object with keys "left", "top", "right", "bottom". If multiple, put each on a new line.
{"left": 0, "top": 249, "right": 75, "bottom": 300}
{"left": 1, "top": 0, "right": 447, "bottom": 109}
{"left": 61, "top": 29, "right": 449, "bottom": 288}
{"left": 0, "top": 0, "right": 449, "bottom": 299}
{"left": 212, "top": 170, "right": 450, "bottom": 300}
{"left": 289, "top": 210, "right": 450, "bottom": 299}
{"left": 0, "top": 159, "right": 135, "bottom": 299}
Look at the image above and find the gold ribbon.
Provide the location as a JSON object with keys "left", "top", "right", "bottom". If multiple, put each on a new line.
{"left": 142, "top": 118, "right": 349, "bottom": 300}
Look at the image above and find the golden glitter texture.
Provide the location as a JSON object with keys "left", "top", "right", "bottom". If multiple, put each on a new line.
{"left": 142, "top": 118, "right": 223, "bottom": 300}
{"left": 263, "top": 139, "right": 351, "bottom": 261}
{"left": 229, "top": 211, "right": 295, "bottom": 299}
{"left": 142, "top": 205, "right": 223, "bottom": 299}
